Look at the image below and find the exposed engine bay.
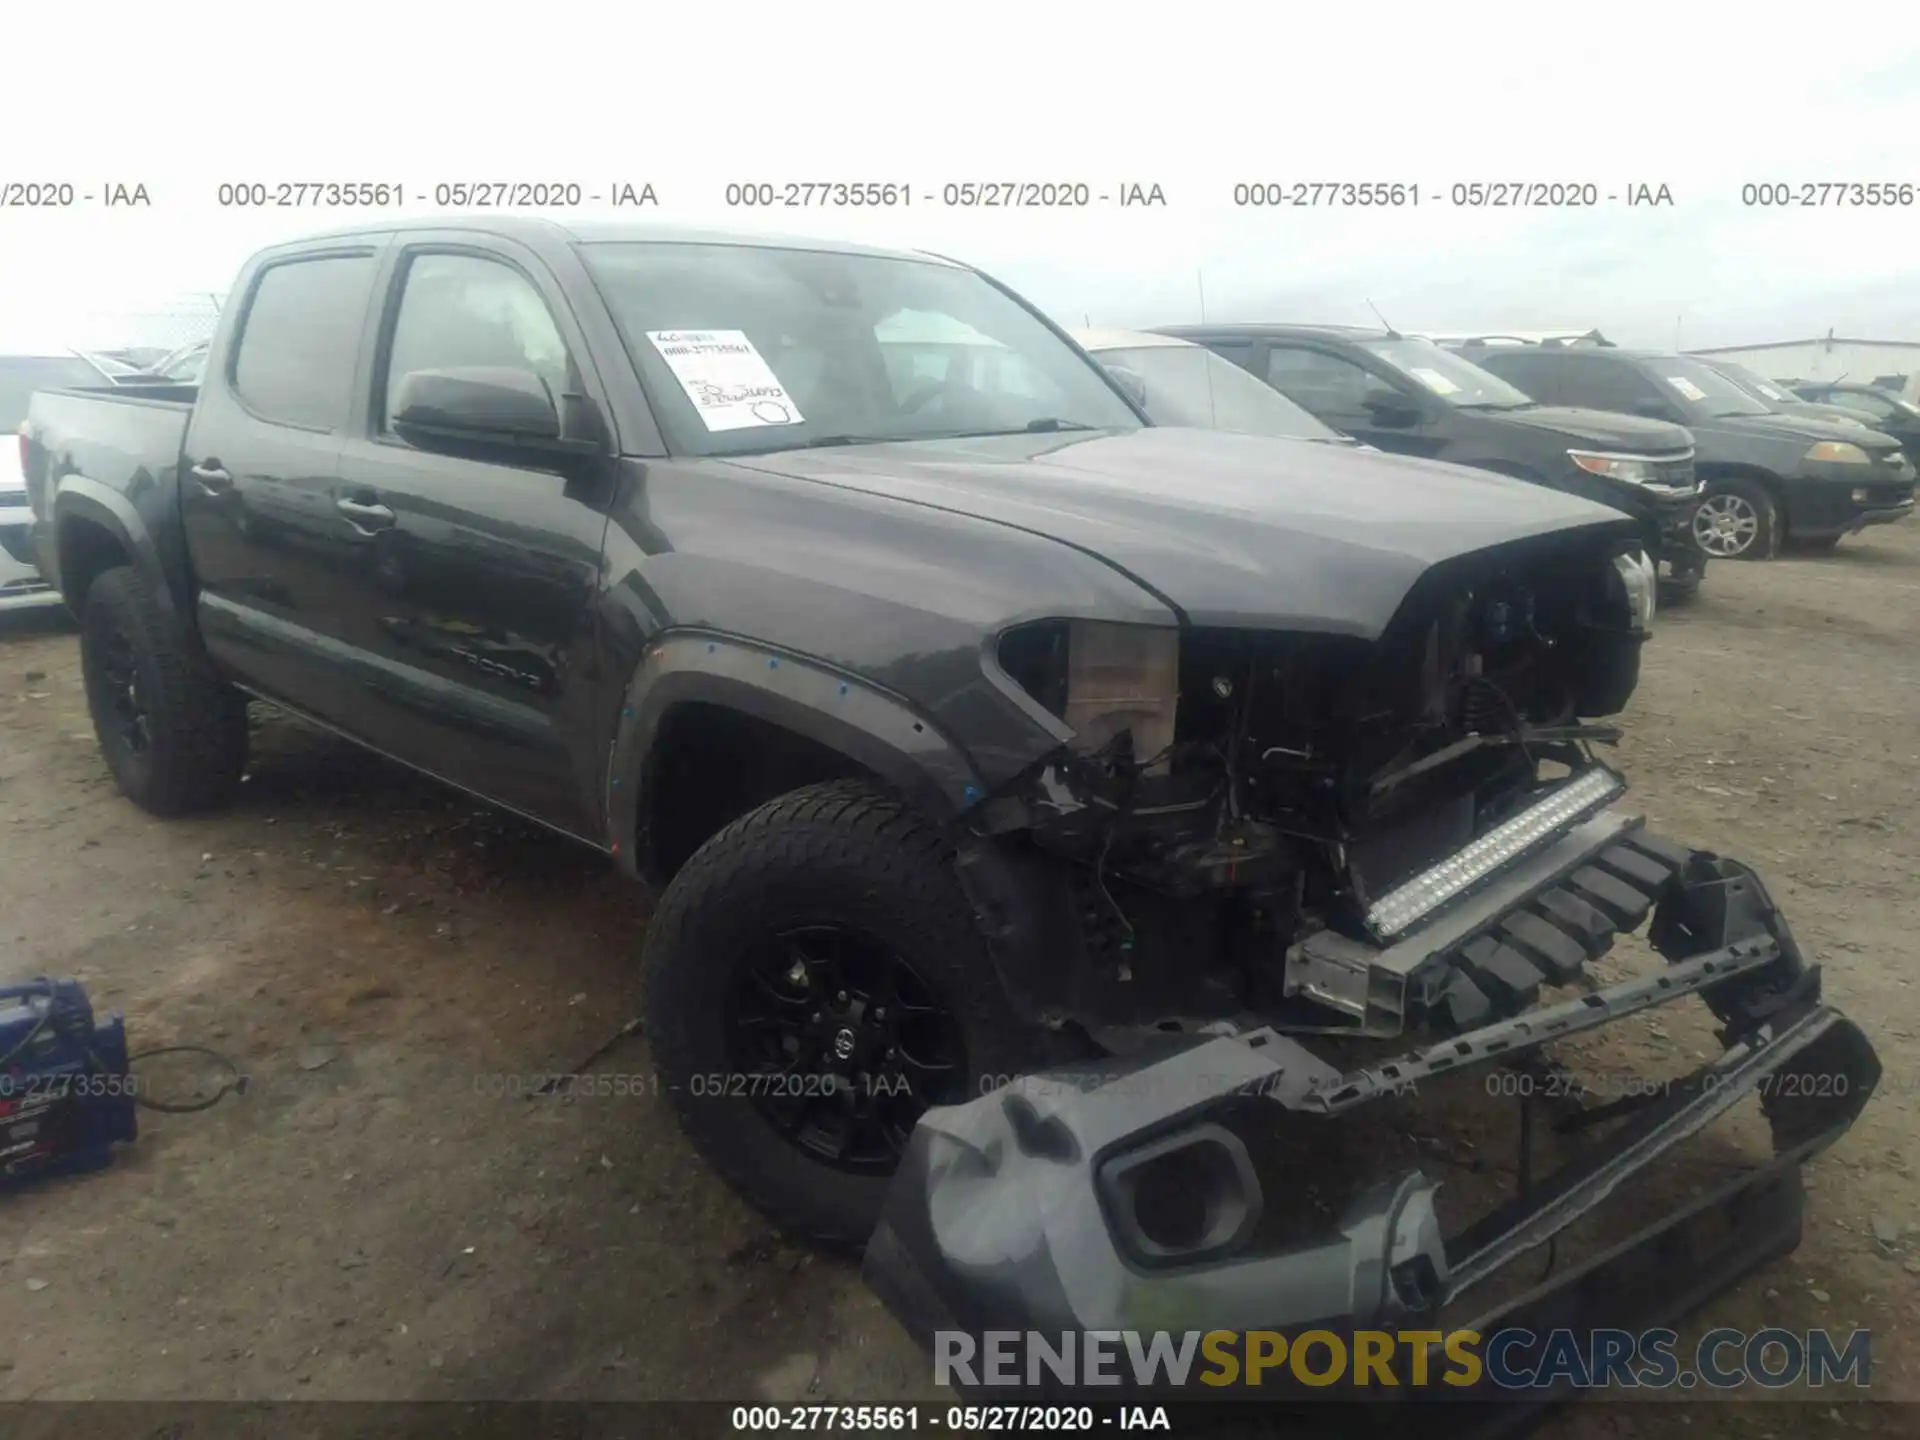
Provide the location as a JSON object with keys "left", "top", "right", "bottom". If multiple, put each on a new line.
{"left": 976, "top": 534, "right": 1660, "bottom": 1041}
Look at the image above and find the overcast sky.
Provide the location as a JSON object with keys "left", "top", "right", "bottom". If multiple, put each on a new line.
{"left": 6, "top": 3, "right": 1918, "bottom": 353}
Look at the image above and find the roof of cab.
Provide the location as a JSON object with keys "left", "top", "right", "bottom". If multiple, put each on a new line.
{"left": 254, "top": 215, "right": 959, "bottom": 267}
{"left": 1070, "top": 328, "right": 1197, "bottom": 351}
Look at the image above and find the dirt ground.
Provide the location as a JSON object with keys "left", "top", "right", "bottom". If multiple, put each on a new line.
{"left": 3, "top": 522, "right": 1919, "bottom": 1438}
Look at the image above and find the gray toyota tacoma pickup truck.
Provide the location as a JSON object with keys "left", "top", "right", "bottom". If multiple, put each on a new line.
{"left": 21, "top": 221, "right": 1875, "bottom": 1378}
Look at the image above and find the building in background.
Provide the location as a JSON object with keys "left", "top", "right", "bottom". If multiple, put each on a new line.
{"left": 1685, "top": 334, "right": 1920, "bottom": 402}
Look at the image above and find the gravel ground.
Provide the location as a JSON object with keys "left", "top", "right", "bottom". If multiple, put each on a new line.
{"left": 2, "top": 524, "right": 1919, "bottom": 1437}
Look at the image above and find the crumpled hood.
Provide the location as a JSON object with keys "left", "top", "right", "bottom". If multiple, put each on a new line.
{"left": 1484, "top": 404, "right": 1694, "bottom": 452}
{"left": 726, "top": 426, "right": 1637, "bottom": 636}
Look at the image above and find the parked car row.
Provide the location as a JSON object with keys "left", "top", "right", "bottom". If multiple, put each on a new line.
{"left": 1122, "top": 325, "right": 1914, "bottom": 565}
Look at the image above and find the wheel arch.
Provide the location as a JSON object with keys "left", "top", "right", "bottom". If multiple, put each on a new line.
{"left": 606, "top": 632, "right": 991, "bottom": 886}
{"left": 52, "top": 481, "right": 178, "bottom": 618}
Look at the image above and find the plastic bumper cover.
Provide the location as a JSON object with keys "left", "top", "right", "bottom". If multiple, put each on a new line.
{"left": 864, "top": 849, "right": 1880, "bottom": 1400}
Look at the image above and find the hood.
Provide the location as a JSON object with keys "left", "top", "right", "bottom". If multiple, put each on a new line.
{"left": 1695, "top": 411, "right": 1905, "bottom": 452}
{"left": 1479, "top": 404, "right": 1694, "bottom": 452}
{"left": 725, "top": 427, "right": 1637, "bottom": 636}
{"left": 1780, "top": 401, "right": 1879, "bottom": 429}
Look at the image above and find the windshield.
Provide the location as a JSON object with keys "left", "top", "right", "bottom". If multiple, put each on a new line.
{"left": 1093, "top": 343, "right": 1347, "bottom": 442}
{"left": 1708, "top": 360, "right": 1796, "bottom": 406}
{"left": 1356, "top": 337, "right": 1537, "bottom": 408}
{"left": 1647, "top": 357, "right": 1773, "bottom": 418}
{"left": 580, "top": 242, "right": 1142, "bottom": 456}
{"left": 0, "top": 355, "right": 111, "bottom": 429}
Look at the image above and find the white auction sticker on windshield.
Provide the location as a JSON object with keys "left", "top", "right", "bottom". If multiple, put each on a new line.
{"left": 1664, "top": 375, "right": 1708, "bottom": 402}
{"left": 645, "top": 329, "right": 804, "bottom": 431}
{"left": 1409, "top": 367, "right": 1460, "bottom": 395}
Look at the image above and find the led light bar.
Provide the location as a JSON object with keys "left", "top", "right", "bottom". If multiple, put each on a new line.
{"left": 1365, "top": 765, "right": 1627, "bottom": 940}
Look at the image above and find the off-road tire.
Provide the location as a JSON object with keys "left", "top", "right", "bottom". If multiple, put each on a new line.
{"left": 80, "top": 566, "right": 247, "bottom": 816}
{"left": 642, "top": 778, "right": 1042, "bottom": 1250}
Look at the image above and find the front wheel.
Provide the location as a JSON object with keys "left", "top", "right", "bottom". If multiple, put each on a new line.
{"left": 1692, "top": 479, "right": 1776, "bottom": 559}
{"left": 80, "top": 566, "right": 247, "bottom": 816}
{"left": 641, "top": 779, "right": 1045, "bottom": 1248}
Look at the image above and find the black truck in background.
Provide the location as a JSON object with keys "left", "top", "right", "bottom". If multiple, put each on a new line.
{"left": 1156, "top": 324, "right": 1711, "bottom": 597}
{"left": 21, "top": 224, "right": 1876, "bottom": 1360}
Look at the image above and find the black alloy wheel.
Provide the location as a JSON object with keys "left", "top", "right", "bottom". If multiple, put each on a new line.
{"left": 726, "top": 923, "right": 969, "bottom": 1171}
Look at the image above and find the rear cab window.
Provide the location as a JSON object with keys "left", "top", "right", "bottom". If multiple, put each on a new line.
{"left": 231, "top": 253, "right": 380, "bottom": 430}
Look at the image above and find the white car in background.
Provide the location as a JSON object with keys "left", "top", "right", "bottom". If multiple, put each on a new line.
{"left": 1069, "top": 327, "right": 1373, "bottom": 447}
{"left": 2, "top": 350, "right": 126, "bottom": 606}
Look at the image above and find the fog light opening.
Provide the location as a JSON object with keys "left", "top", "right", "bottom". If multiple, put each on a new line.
{"left": 1100, "top": 1123, "right": 1262, "bottom": 1263}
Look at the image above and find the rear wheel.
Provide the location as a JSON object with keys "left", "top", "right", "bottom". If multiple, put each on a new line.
{"left": 1691, "top": 478, "right": 1776, "bottom": 560}
{"left": 641, "top": 778, "right": 1045, "bottom": 1248}
{"left": 80, "top": 566, "right": 247, "bottom": 815}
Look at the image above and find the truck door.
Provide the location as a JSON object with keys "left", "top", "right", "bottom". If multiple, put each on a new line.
{"left": 328, "top": 236, "right": 616, "bottom": 839}
{"left": 179, "top": 244, "right": 385, "bottom": 723}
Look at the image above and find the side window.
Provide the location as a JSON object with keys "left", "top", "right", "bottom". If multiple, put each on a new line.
{"left": 1830, "top": 390, "right": 1895, "bottom": 419}
{"left": 1206, "top": 341, "right": 1258, "bottom": 376}
{"left": 1550, "top": 357, "right": 1666, "bottom": 415}
{"left": 383, "top": 253, "right": 572, "bottom": 428}
{"left": 231, "top": 254, "right": 379, "bottom": 430}
{"left": 1476, "top": 354, "right": 1557, "bottom": 403}
{"left": 1264, "top": 345, "right": 1398, "bottom": 414}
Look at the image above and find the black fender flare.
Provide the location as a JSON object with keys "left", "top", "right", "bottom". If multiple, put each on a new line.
{"left": 51, "top": 476, "right": 182, "bottom": 619}
{"left": 604, "top": 630, "right": 991, "bottom": 877}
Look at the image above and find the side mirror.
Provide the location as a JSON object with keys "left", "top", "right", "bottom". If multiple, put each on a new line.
{"left": 391, "top": 366, "right": 564, "bottom": 448}
{"left": 1363, "top": 391, "right": 1426, "bottom": 427}
{"left": 1102, "top": 362, "right": 1148, "bottom": 409}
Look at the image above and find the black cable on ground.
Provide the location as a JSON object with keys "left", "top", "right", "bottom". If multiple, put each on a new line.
{"left": 124, "top": 1043, "right": 245, "bottom": 1113}
{"left": 530, "top": 1017, "right": 646, "bottom": 1096}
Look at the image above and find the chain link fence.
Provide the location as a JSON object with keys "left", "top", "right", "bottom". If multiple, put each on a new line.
{"left": 48, "top": 294, "right": 225, "bottom": 363}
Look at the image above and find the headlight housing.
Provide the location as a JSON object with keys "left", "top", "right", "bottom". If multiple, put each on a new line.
{"left": 1610, "top": 549, "right": 1658, "bottom": 633}
{"left": 1568, "top": 450, "right": 1699, "bottom": 495}
{"left": 1806, "top": 441, "right": 1872, "bottom": 465}
{"left": 1569, "top": 450, "right": 1659, "bottom": 484}
{"left": 996, "top": 619, "right": 1180, "bottom": 770}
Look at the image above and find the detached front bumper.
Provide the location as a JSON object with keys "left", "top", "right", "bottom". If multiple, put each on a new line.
{"left": 864, "top": 837, "right": 1880, "bottom": 1402}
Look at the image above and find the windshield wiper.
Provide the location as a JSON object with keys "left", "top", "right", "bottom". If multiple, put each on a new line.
{"left": 1021, "top": 417, "right": 1099, "bottom": 433}
{"left": 800, "top": 433, "right": 896, "bottom": 448}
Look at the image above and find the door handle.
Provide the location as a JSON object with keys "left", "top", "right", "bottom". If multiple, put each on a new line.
{"left": 189, "top": 461, "right": 233, "bottom": 493}
{"left": 336, "top": 496, "right": 396, "bottom": 531}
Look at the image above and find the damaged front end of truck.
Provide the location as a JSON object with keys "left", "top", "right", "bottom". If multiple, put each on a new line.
{"left": 864, "top": 525, "right": 1881, "bottom": 1406}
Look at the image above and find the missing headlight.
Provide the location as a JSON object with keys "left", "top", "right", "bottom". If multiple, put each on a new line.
{"left": 997, "top": 620, "right": 1180, "bottom": 771}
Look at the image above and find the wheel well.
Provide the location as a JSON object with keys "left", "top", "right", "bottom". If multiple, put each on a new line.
{"left": 638, "top": 702, "right": 881, "bottom": 884}
{"left": 58, "top": 515, "right": 131, "bottom": 608}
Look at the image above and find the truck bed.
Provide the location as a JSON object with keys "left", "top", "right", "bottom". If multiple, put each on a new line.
{"left": 23, "top": 384, "right": 198, "bottom": 604}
